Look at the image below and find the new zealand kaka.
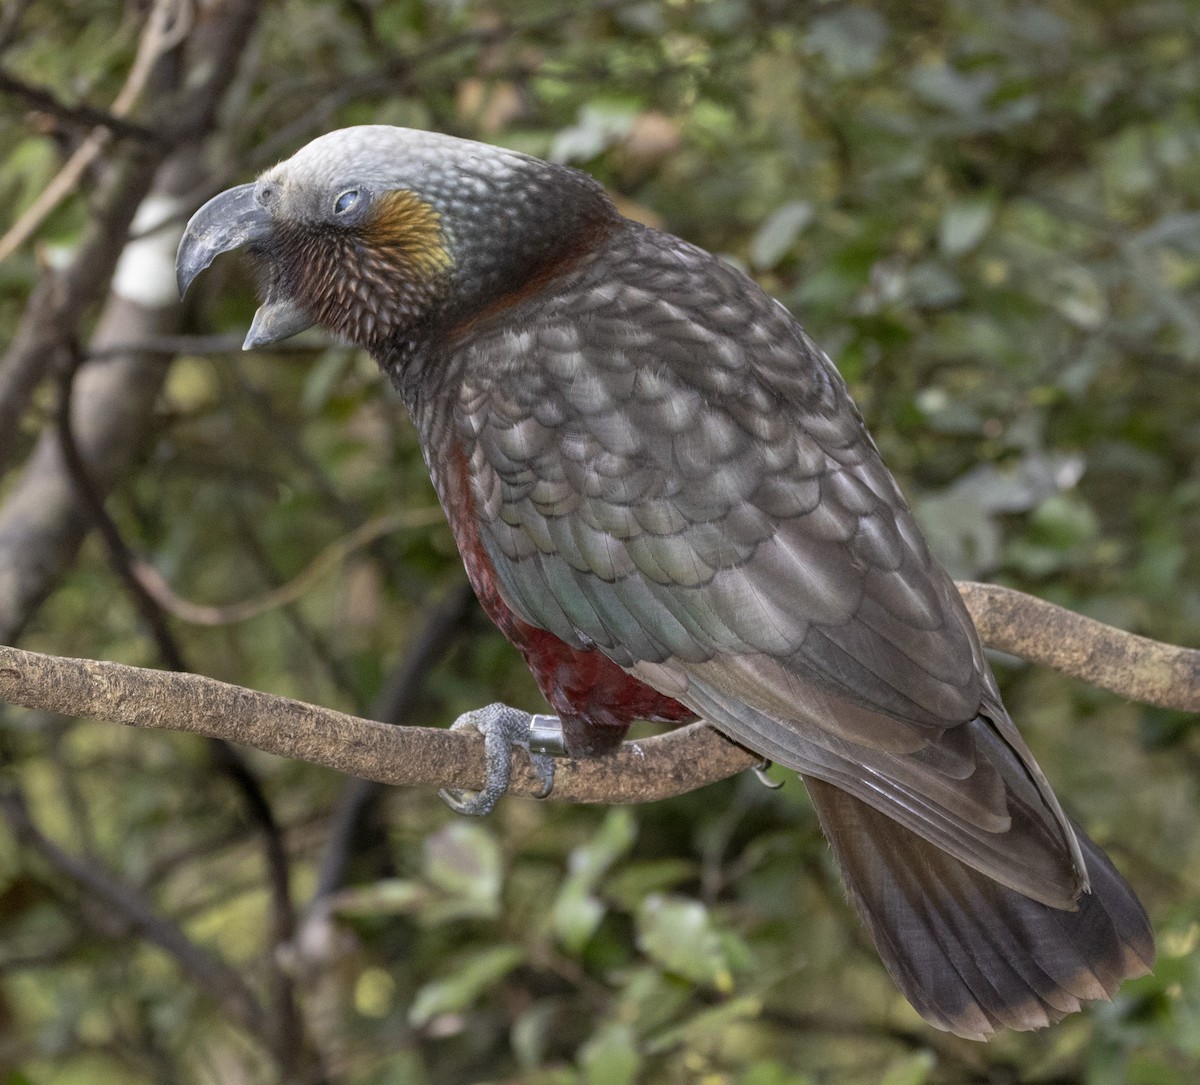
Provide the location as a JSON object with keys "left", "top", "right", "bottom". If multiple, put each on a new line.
{"left": 176, "top": 126, "right": 1153, "bottom": 1040}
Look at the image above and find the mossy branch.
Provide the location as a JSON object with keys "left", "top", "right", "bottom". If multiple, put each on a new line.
{"left": 0, "top": 582, "right": 1195, "bottom": 804}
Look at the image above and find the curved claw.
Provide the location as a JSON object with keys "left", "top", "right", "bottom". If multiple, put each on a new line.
{"left": 439, "top": 704, "right": 560, "bottom": 816}
{"left": 751, "top": 758, "right": 784, "bottom": 790}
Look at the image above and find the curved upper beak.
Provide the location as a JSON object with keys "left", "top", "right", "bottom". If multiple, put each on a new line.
{"left": 176, "top": 183, "right": 316, "bottom": 349}
{"left": 176, "top": 183, "right": 271, "bottom": 299}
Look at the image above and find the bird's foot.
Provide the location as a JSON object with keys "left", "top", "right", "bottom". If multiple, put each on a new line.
{"left": 751, "top": 758, "right": 784, "bottom": 790}
{"left": 439, "top": 704, "right": 561, "bottom": 816}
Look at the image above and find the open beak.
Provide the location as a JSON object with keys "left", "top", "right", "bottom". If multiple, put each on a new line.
{"left": 176, "top": 183, "right": 269, "bottom": 298}
{"left": 176, "top": 183, "right": 315, "bottom": 349}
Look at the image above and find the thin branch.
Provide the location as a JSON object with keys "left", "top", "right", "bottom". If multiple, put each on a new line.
{"left": 46, "top": 718, "right": 102, "bottom": 859}
{"left": 55, "top": 350, "right": 188, "bottom": 671}
{"left": 85, "top": 333, "right": 251, "bottom": 359}
{"left": 0, "top": 585, "right": 1195, "bottom": 806}
{"left": 133, "top": 507, "right": 446, "bottom": 626}
{"left": 0, "top": 0, "right": 258, "bottom": 501}
{"left": 0, "top": 0, "right": 191, "bottom": 263}
{"left": 230, "top": 503, "right": 367, "bottom": 706}
{"left": 308, "top": 581, "right": 476, "bottom": 906}
{"left": 290, "top": 583, "right": 477, "bottom": 1070}
{"left": 0, "top": 782, "right": 266, "bottom": 1036}
{"left": 229, "top": 367, "right": 432, "bottom": 607}
{"left": 55, "top": 353, "right": 308, "bottom": 1072}
{"left": 0, "top": 69, "right": 166, "bottom": 145}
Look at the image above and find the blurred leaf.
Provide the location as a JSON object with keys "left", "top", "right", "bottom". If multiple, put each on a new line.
{"left": 636, "top": 894, "right": 735, "bottom": 990}
{"left": 909, "top": 61, "right": 994, "bottom": 116}
{"left": 1138, "top": 707, "right": 1195, "bottom": 751}
{"left": 1132, "top": 531, "right": 1188, "bottom": 599}
{"left": 914, "top": 490, "right": 1002, "bottom": 578}
{"left": 1028, "top": 492, "right": 1099, "bottom": 550}
{"left": 805, "top": 7, "right": 888, "bottom": 77}
{"left": 3, "top": 1072, "right": 37, "bottom": 1085}
{"left": 354, "top": 966, "right": 396, "bottom": 1018}
{"left": 552, "top": 807, "right": 637, "bottom": 952}
{"left": 361, "top": 1050, "right": 429, "bottom": 1085}
{"left": 512, "top": 998, "right": 561, "bottom": 1071}
{"left": 328, "top": 878, "right": 428, "bottom": 916}
{"left": 579, "top": 1021, "right": 641, "bottom": 1085}
{"left": 407, "top": 944, "right": 524, "bottom": 1027}
{"left": 751, "top": 201, "right": 814, "bottom": 270}
{"left": 879, "top": 1050, "right": 935, "bottom": 1085}
{"left": 939, "top": 198, "right": 996, "bottom": 256}
{"left": 605, "top": 858, "right": 697, "bottom": 911}
{"left": 1134, "top": 212, "right": 1200, "bottom": 255}
{"left": 553, "top": 889, "right": 605, "bottom": 955}
{"left": 915, "top": 454, "right": 1087, "bottom": 576}
{"left": 738, "top": 1063, "right": 816, "bottom": 1085}
{"left": 645, "top": 994, "right": 762, "bottom": 1055}
{"left": 422, "top": 820, "right": 504, "bottom": 922}
{"left": 906, "top": 261, "right": 963, "bottom": 308}
{"left": 302, "top": 350, "right": 356, "bottom": 414}
{"left": 1050, "top": 265, "right": 1108, "bottom": 329}
{"left": 551, "top": 102, "right": 639, "bottom": 163}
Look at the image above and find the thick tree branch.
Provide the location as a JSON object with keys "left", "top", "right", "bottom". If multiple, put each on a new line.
{"left": 0, "top": 153, "right": 160, "bottom": 480}
{"left": 958, "top": 582, "right": 1198, "bottom": 711}
{"left": 0, "top": 640, "right": 750, "bottom": 803}
{"left": 0, "top": 0, "right": 262, "bottom": 642}
{"left": 0, "top": 585, "right": 1194, "bottom": 805}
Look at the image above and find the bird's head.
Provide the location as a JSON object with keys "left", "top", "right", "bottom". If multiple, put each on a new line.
{"left": 177, "top": 126, "right": 616, "bottom": 353}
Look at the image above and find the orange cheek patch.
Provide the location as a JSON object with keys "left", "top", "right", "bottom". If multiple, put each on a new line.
{"left": 364, "top": 190, "right": 452, "bottom": 277}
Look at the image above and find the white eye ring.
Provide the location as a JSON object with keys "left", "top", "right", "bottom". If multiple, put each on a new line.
{"left": 333, "top": 189, "right": 360, "bottom": 215}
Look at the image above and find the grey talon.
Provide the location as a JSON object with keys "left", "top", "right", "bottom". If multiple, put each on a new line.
{"left": 751, "top": 758, "right": 784, "bottom": 790}
{"left": 439, "top": 704, "right": 560, "bottom": 816}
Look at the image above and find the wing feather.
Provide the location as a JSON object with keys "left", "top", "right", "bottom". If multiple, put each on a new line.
{"left": 449, "top": 224, "right": 1086, "bottom": 902}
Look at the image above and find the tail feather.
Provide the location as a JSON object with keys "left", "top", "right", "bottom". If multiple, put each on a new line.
{"left": 806, "top": 776, "right": 1154, "bottom": 1040}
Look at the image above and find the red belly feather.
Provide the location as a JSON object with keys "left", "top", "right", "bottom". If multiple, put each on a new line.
{"left": 441, "top": 442, "right": 696, "bottom": 756}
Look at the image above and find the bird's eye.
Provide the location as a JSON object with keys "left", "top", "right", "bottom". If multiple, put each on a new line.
{"left": 333, "top": 189, "right": 360, "bottom": 215}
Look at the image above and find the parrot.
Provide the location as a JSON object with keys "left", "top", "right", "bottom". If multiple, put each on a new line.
{"left": 176, "top": 125, "right": 1154, "bottom": 1040}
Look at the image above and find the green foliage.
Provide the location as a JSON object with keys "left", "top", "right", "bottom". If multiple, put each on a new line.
{"left": 552, "top": 808, "right": 638, "bottom": 953}
{"left": 408, "top": 945, "right": 526, "bottom": 1028}
{"left": 1, "top": 0, "right": 1199, "bottom": 1083}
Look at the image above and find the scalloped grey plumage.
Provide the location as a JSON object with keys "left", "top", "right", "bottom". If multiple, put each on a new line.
{"left": 175, "top": 125, "right": 1155, "bottom": 1041}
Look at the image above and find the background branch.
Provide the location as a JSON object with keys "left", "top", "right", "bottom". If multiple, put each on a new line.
{"left": 0, "top": 69, "right": 165, "bottom": 144}
{"left": 0, "top": 782, "right": 266, "bottom": 1036}
{"left": 134, "top": 507, "right": 446, "bottom": 626}
{"left": 0, "top": 0, "right": 261, "bottom": 642}
{"left": 53, "top": 346, "right": 309, "bottom": 1076}
{"left": 0, "top": 0, "right": 188, "bottom": 264}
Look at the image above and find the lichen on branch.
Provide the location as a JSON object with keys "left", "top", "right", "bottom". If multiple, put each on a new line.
{"left": 0, "top": 583, "right": 1194, "bottom": 804}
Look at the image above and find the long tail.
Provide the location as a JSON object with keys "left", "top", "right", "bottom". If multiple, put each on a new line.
{"left": 805, "top": 776, "right": 1155, "bottom": 1040}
